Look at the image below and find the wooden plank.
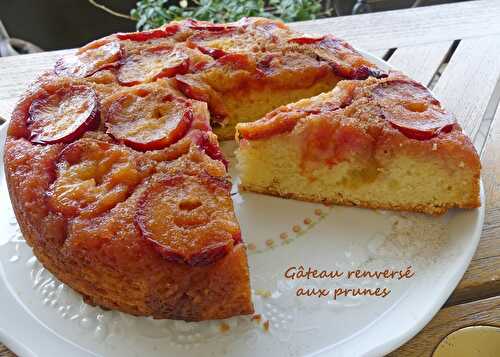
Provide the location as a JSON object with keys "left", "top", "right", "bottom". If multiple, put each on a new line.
{"left": 291, "top": 0, "right": 500, "bottom": 51}
{"left": 432, "top": 34, "right": 500, "bottom": 139}
{"left": 447, "top": 255, "right": 500, "bottom": 307}
{"left": 446, "top": 98, "right": 500, "bottom": 307}
{"left": 388, "top": 42, "right": 453, "bottom": 86}
{"left": 390, "top": 296, "right": 500, "bottom": 356}
{"left": 0, "top": 3, "right": 497, "bottom": 355}
{"left": 445, "top": 101, "right": 500, "bottom": 306}
{"left": 0, "top": 49, "right": 72, "bottom": 119}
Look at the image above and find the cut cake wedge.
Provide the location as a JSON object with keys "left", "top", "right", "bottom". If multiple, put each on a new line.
{"left": 236, "top": 73, "right": 481, "bottom": 215}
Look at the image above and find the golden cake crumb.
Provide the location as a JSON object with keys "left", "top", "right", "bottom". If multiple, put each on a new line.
{"left": 235, "top": 73, "right": 481, "bottom": 216}
{"left": 219, "top": 322, "right": 231, "bottom": 333}
{"left": 255, "top": 289, "right": 272, "bottom": 298}
{"left": 251, "top": 314, "right": 262, "bottom": 322}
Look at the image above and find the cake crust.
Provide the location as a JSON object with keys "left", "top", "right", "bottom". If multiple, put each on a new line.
{"left": 5, "top": 132, "right": 253, "bottom": 321}
{"left": 4, "top": 71, "right": 253, "bottom": 321}
{"left": 239, "top": 182, "right": 480, "bottom": 216}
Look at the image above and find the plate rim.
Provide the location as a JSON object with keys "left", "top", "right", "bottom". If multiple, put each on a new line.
{"left": 321, "top": 48, "right": 485, "bottom": 356}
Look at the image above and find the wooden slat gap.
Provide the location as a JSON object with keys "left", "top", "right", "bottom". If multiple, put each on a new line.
{"left": 446, "top": 289, "right": 500, "bottom": 308}
{"left": 388, "top": 41, "right": 454, "bottom": 87}
{"left": 482, "top": 216, "right": 500, "bottom": 234}
{"left": 438, "top": 299, "right": 500, "bottom": 329}
{"left": 444, "top": 102, "right": 500, "bottom": 307}
{"left": 441, "top": 40, "right": 460, "bottom": 65}
{"left": 292, "top": 0, "right": 500, "bottom": 51}
{"left": 475, "top": 77, "right": 500, "bottom": 154}
{"left": 383, "top": 48, "right": 397, "bottom": 62}
{"left": 445, "top": 283, "right": 500, "bottom": 307}
{"left": 426, "top": 40, "right": 459, "bottom": 90}
{"left": 432, "top": 35, "right": 500, "bottom": 138}
{"left": 472, "top": 254, "right": 500, "bottom": 264}
{"left": 391, "top": 295, "right": 500, "bottom": 356}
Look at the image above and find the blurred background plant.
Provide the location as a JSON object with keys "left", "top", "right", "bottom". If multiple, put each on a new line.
{"left": 129, "top": 0, "right": 329, "bottom": 31}
{"left": 0, "top": 0, "right": 462, "bottom": 53}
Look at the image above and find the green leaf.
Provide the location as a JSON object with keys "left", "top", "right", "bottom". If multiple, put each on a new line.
{"left": 131, "top": 0, "right": 327, "bottom": 30}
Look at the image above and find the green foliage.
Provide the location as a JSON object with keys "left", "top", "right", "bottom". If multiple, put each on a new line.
{"left": 269, "top": 0, "right": 322, "bottom": 22}
{"left": 130, "top": 0, "right": 328, "bottom": 31}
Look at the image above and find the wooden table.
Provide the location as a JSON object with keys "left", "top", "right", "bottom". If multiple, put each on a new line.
{"left": 1, "top": 1, "right": 499, "bottom": 355}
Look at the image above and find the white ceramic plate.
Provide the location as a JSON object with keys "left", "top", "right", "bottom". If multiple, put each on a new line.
{"left": 0, "top": 52, "right": 484, "bottom": 357}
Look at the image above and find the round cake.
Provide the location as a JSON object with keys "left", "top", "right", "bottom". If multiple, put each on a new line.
{"left": 3, "top": 17, "right": 479, "bottom": 321}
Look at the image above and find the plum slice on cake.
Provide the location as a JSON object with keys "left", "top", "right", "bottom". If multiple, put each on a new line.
{"left": 5, "top": 76, "right": 253, "bottom": 321}
{"left": 236, "top": 73, "right": 481, "bottom": 215}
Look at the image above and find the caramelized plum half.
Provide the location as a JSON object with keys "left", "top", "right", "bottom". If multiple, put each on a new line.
{"left": 105, "top": 89, "right": 193, "bottom": 151}
{"left": 217, "top": 53, "right": 255, "bottom": 70}
{"left": 28, "top": 85, "right": 99, "bottom": 144}
{"left": 174, "top": 75, "right": 227, "bottom": 122}
{"left": 288, "top": 35, "right": 325, "bottom": 44}
{"left": 237, "top": 109, "right": 309, "bottom": 140}
{"left": 135, "top": 173, "right": 240, "bottom": 266}
{"left": 184, "top": 18, "right": 248, "bottom": 32}
{"left": 373, "top": 79, "right": 456, "bottom": 140}
{"left": 184, "top": 101, "right": 228, "bottom": 166}
{"left": 175, "top": 75, "right": 211, "bottom": 102}
{"left": 55, "top": 41, "right": 122, "bottom": 78}
{"left": 313, "top": 36, "right": 386, "bottom": 79}
{"left": 189, "top": 130, "right": 228, "bottom": 168}
{"left": 253, "top": 18, "right": 288, "bottom": 36}
{"left": 188, "top": 100, "right": 211, "bottom": 132}
{"left": 117, "top": 46, "right": 189, "bottom": 86}
{"left": 48, "top": 139, "right": 153, "bottom": 218}
{"left": 185, "top": 29, "right": 236, "bottom": 59}
{"left": 116, "top": 24, "right": 180, "bottom": 41}
{"left": 196, "top": 45, "right": 228, "bottom": 59}
{"left": 372, "top": 79, "right": 439, "bottom": 104}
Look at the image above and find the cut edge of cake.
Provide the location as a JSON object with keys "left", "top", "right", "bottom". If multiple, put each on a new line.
{"left": 235, "top": 73, "right": 481, "bottom": 216}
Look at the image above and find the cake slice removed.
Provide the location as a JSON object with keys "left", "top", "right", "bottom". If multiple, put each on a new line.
{"left": 236, "top": 73, "right": 481, "bottom": 215}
